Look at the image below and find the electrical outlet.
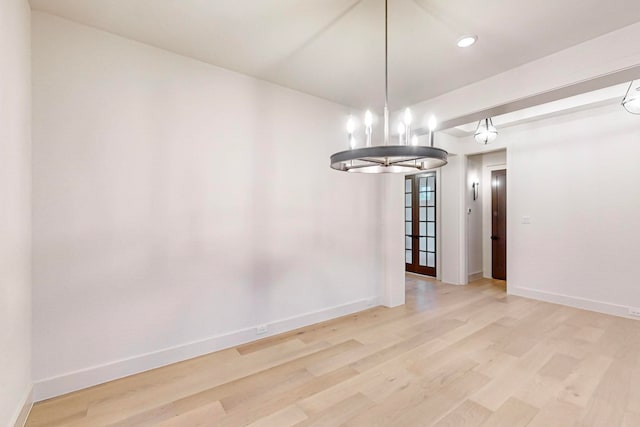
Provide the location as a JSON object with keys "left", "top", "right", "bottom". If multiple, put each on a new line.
{"left": 256, "top": 324, "right": 268, "bottom": 335}
{"left": 628, "top": 307, "right": 640, "bottom": 318}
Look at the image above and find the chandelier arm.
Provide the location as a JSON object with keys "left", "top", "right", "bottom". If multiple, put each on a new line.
{"left": 624, "top": 81, "right": 633, "bottom": 99}
{"left": 622, "top": 80, "right": 633, "bottom": 106}
{"left": 345, "top": 163, "right": 388, "bottom": 170}
{"left": 386, "top": 156, "right": 425, "bottom": 165}
{"left": 357, "top": 158, "right": 387, "bottom": 165}
{"left": 346, "top": 162, "right": 424, "bottom": 172}
{"left": 392, "top": 163, "right": 424, "bottom": 170}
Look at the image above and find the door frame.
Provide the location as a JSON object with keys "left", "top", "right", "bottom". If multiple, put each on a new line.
{"left": 491, "top": 169, "right": 507, "bottom": 280}
{"left": 404, "top": 170, "right": 440, "bottom": 278}
{"left": 482, "top": 162, "right": 507, "bottom": 280}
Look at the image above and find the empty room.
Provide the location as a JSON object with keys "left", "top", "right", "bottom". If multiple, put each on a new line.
{"left": 3, "top": 0, "right": 640, "bottom": 426}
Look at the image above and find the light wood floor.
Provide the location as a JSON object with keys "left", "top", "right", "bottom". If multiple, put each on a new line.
{"left": 27, "top": 276, "right": 640, "bottom": 426}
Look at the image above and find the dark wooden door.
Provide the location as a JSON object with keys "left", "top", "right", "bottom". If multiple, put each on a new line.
{"left": 405, "top": 174, "right": 436, "bottom": 277}
{"left": 491, "top": 169, "right": 507, "bottom": 280}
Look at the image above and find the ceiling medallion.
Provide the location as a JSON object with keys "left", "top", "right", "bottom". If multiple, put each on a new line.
{"left": 329, "top": 0, "right": 448, "bottom": 174}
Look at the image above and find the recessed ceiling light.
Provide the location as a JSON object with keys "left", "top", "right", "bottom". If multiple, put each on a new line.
{"left": 457, "top": 35, "right": 477, "bottom": 48}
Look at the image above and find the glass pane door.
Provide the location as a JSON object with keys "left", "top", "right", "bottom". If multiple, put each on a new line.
{"left": 405, "top": 173, "right": 436, "bottom": 277}
{"left": 405, "top": 178, "right": 413, "bottom": 265}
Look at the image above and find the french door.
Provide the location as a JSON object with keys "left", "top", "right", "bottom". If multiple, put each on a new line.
{"left": 405, "top": 173, "right": 437, "bottom": 276}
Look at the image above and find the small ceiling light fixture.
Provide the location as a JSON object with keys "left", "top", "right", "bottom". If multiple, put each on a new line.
{"left": 474, "top": 118, "right": 498, "bottom": 145}
{"left": 457, "top": 35, "right": 477, "bottom": 48}
{"left": 329, "top": 0, "right": 448, "bottom": 173}
{"left": 622, "top": 80, "right": 640, "bottom": 114}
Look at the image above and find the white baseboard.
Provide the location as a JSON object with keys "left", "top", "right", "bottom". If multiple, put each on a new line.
{"left": 468, "top": 271, "right": 483, "bottom": 282}
{"left": 405, "top": 272, "right": 436, "bottom": 280}
{"left": 11, "top": 385, "right": 33, "bottom": 427}
{"left": 509, "top": 286, "right": 634, "bottom": 319}
{"left": 33, "top": 296, "right": 379, "bottom": 402}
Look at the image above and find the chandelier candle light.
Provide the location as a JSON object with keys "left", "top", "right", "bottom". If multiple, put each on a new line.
{"left": 329, "top": 0, "right": 448, "bottom": 173}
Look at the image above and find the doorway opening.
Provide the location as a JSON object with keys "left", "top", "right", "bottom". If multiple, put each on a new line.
{"left": 404, "top": 173, "right": 437, "bottom": 277}
{"left": 466, "top": 150, "right": 507, "bottom": 284}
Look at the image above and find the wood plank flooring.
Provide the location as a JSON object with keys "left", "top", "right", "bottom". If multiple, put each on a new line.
{"left": 26, "top": 276, "right": 640, "bottom": 426}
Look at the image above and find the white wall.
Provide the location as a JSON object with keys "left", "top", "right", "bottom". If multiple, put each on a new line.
{"left": 439, "top": 154, "right": 467, "bottom": 285}
{"left": 32, "top": 12, "right": 383, "bottom": 400}
{"left": 380, "top": 174, "right": 405, "bottom": 307}
{"left": 481, "top": 151, "right": 507, "bottom": 279}
{"left": 0, "top": 1, "right": 32, "bottom": 425}
{"left": 505, "top": 104, "right": 640, "bottom": 317}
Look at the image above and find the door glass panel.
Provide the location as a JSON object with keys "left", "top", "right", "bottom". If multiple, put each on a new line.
{"left": 427, "top": 237, "right": 435, "bottom": 252}
{"left": 405, "top": 208, "right": 412, "bottom": 221}
{"left": 405, "top": 179, "right": 411, "bottom": 192}
{"left": 419, "top": 177, "right": 427, "bottom": 191}
{"left": 427, "top": 207, "right": 435, "bottom": 221}
{"left": 427, "top": 192, "right": 435, "bottom": 206}
{"left": 419, "top": 207, "right": 426, "bottom": 221}
{"left": 406, "top": 250, "right": 412, "bottom": 263}
{"left": 427, "top": 252, "right": 435, "bottom": 267}
{"left": 427, "top": 222, "right": 435, "bottom": 237}
{"left": 419, "top": 192, "right": 426, "bottom": 206}
{"left": 419, "top": 222, "right": 426, "bottom": 236}
{"left": 419, "top": 252, "right": 427, "bottom": 266}
{"left": 405, "top": 236, "right": 412, "bottom": 249}
{"left": 405, "top": 194, "right": 412, "bottom": 207}
{"left": 419, "top": 237, "right": 426, "bottom": 251}
{"left": 427, "top": 176, "right": 435, "bottom": 191}
{"left": 405, "top": 222, "right": 412, "bottom": 235}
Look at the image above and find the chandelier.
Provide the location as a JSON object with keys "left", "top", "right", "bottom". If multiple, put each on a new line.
{"left": 622, "top": 80, "right": 640, "bottom": 114}
{"left": 329, "top": 0, "right": 448, "bottom": 173}
{"left": 474, "top": 118, "right": 498, "bottom": 144}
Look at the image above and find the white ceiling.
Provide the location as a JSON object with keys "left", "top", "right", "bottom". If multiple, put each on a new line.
{"left": 30, "top": 0, "right": 640, "bottom": 110}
